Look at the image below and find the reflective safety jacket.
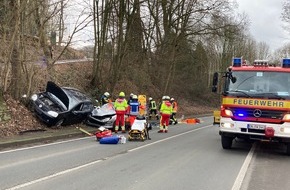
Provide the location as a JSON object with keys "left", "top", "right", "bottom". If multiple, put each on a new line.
{"left": 158, "top": 100, "right": 165, "bottom": 111}
{"left": 114, "top": 98, "right": 128, "bottom": 114}
{"left": 129, "top": 101, "right": 139, "bottom": 116}
{"left": 160, "top": 100, "right": 172, "bottom": 115}
{"left": 172, "top": 101, "right": 178, "bottom": 113}
{"left": 149, "top": 100, "right": 157, "bottom": 110}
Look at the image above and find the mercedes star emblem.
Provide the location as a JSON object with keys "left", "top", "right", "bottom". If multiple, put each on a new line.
{"left": 253, "top": 109, "right": 262, "bottom": 118}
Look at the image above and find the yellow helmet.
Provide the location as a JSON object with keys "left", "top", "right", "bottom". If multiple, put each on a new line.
{"left": 119, "top": 91, "right": 125, "bottom": 97}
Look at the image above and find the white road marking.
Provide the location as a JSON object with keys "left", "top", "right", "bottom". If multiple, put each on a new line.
{"left": 5, "top": 125, "right": 212, "bottom": 190}
{"left": 6, "top": 160, "right": 103, "bottom": 190}
{"left": 231, "top": 143, "right": 257, "bottom": 190}
{"left": 129, "top": 125, "right": 212, "bottom": 152}
{"left": 0, "top": 136, "right": 94, "bottom": 154}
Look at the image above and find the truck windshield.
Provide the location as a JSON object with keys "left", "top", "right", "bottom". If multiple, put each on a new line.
{"left": 226, "top": 71, "right": 290, "bottom": 99}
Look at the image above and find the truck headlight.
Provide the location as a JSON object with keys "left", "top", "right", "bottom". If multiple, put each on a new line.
{"left": 31, "top": 94, "right": 38, "bottom": 101}
{"left": 47, "top": 111, "right": 59, "bottom": 118}
{"left": 282, "top": 114, "right": 290, "bottom": 122}
{"left": 221, "top": 122, "right": 234, "bottom": 128}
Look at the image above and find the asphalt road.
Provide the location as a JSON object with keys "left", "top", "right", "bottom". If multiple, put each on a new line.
{"left": 1, "top": 116, "right": 289, "bottom": 190}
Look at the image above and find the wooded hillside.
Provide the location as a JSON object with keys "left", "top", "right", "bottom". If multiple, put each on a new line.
{"left": 1, "top": 0, "right": 290, "bottom": 136}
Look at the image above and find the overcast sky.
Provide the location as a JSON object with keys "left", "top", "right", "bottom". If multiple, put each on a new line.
{"left": 236, "top": 0, "right": 289, "bottom": 52}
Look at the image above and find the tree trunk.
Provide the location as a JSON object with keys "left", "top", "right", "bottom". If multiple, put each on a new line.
{"left": 58, "top": 0, "right": 64, "bottom": 46}
{"left": 9, "top": 0, "right": 22, "bottom": 99}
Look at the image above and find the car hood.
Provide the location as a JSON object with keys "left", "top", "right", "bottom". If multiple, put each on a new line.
{"left": 92, "top": 103, "right": 116, "bottom": 116}
{"left": 46, "top": 81, "right": 69, "bottom": 110}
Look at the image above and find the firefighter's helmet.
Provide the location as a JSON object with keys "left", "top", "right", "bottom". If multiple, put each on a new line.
{"left": 119, "top": 92, "right": 125, "bottom": 97}
{"left": 132, "top": 95, "right": 138, "bottom": 99}
{"left": 104, "top": 92, "right": 110, "bottom": 97}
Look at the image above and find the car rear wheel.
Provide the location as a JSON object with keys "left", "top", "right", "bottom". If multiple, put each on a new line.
{"left": 286, "top": 143, "right": 290, "bottom": 155}
{"left": 221, "top": 134, "right": 233, "bottom": 149}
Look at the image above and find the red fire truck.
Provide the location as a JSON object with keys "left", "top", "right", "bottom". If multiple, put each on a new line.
{"left": 212, "top": 58, "right": 290, "bottom": 155}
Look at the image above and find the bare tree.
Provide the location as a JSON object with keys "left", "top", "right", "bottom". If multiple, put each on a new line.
{"left": 88, "top": 0, "right": 252, "bottom": 99}
{"left": 58, "top": 0, "right": 65, "bottom": 46}
{"left": 282, "top": 0, "right": 290, "bottom": 34}
{"left": 0, "top": 0, "right": 93, "bottom": 100}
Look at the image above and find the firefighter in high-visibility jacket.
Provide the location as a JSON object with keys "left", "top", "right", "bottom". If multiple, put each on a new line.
{"left": 170, "top": 97, "right": 178, "bottom": 125}
{"left": 114, "top": 92, "right": 128, "bottom": 133}
{"left": 158, "top": 96, "right": 173, "bottom": 133}
{"left": 148, "top": 97, "right": 159, "bottom": 120}
{"left": 158, "top": 96, "right": 165, "bottom": 127}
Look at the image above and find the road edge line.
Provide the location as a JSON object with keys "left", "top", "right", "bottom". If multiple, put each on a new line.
{"left": 5, "top": 159, "right": 103, "bottom": 190}
{"left": 128, "top": 125, "right": 212, "bottom": 152}
{"left": 231, "top": 143, "right": 256, "bottom": 190}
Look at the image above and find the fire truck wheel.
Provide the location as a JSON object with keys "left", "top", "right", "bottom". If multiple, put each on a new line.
{"left": 221, "top": 134, "right": 233, "bottom": 149}
{"left": 286, "top": 143, "right": 290, "bottom": 156}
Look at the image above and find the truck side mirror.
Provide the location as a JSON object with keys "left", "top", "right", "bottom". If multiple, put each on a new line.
{"left": 212, "top": 72, "right": 218, "bottom": 92}
{"left": 231, "top": 76, "right": 237, "bottom": 83}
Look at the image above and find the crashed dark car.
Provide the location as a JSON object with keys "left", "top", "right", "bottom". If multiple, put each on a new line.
{"left": 85, "top": 103, "right": 116, "bottom": 129}
{"left": 30, "top": 81, "right": 94, "bottom": 127}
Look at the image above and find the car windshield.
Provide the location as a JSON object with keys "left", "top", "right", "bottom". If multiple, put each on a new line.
{"left": 48, "top": 92, "right": 68, "bottom": 110}
{"left": 226, "top": 71, "right": 290, "bottom": 99}
{"left": 62, "top": 88, "right": 92, "bottom": 110}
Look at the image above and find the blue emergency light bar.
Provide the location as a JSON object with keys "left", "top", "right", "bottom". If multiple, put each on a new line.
{"left": 232, "top": 58, "right": 242, "bottom": 67}
{"left": 282, "top": 58, "right": 290, "bottom": 68}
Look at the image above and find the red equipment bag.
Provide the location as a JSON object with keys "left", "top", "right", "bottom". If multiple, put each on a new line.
{"left": 96, "top": 130, "right": 112, "bottom": 141}
{"left": 99, "top": 136, "right": 119, "bottom": 144}
{"left": 129, "top": 115, "right": 136, "bottom": 126}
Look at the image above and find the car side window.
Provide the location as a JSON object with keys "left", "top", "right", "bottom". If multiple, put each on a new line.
{"left": 82, "top": 103, "right": 93, "bottom": 111}
{"left": 74, "top": 103, "right": 83, "bottom": 111}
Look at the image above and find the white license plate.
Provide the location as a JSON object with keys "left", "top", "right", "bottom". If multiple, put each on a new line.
{"left": 247, "top": 124, "right": 265, "bottom": 130}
